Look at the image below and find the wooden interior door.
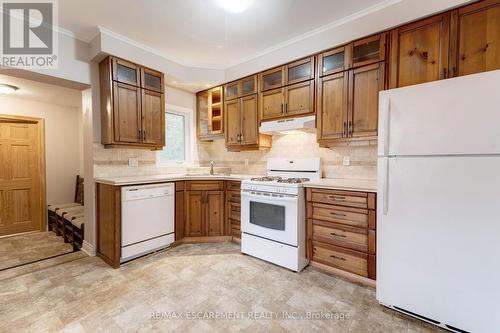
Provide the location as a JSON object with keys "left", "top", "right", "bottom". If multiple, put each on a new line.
{"left": 348, "top": 63, "right": 384, "bottom": 139}
{"left": 206, "top": 191, "right": 224, "bottom": 236}
{"left": 113, "top": 82, "right": 142, "bottom": 143}
{"left": 185, "top": 191, "right": 204, "bottom": 237}
{"left": 142, "top": 89, "right": 164, "bottom": 146}
{"left": 225, "top": 99, "right": 241, "bottom": 146}
{"left": 0, "top": 121, "right": 43, "bottom": 236}
{"left": 452, "top": 0, "right": 500, "bottom": 76}
{"left": 317, "top": 72, "right": 349, "bottom": 141}
{"left": 261, "top": 88, "right": 284, "bottom": 120}
{"left": 285, "top": 81, "right": 314, "bottom": 117}
{"left": 240, "top": 94, "right": 258, "bottom": 145}
{"left": 390, "top": 13, "right": 450, "bottom": 88}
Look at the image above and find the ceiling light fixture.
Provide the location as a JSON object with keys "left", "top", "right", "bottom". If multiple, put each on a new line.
{"left": 0, "top": 84, "right": 18, "bottom": 95}
{"left": 216, "top": 0, "right": 251, "bottom": 13}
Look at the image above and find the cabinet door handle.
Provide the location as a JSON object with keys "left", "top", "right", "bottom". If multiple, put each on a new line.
{"left": 285, "top": 103, "right": 288, "bottom": 114}
{"left": 281, "top": 104, "right": 284, "bottom": 114}
{"left": 329, "top": 195, "right": 346, "bottom": 201}
{"left": 330, "top": 255, "right": 346, "bottom": 261}
{"left": 330, "top": 232, "right": 347, "bottom": 238}
{"left": 236, "top": 134, "right": 240, "bottom": 142}
{"left": 240, "top": 134, "right": 244, "bottom": 142}
{"left": 137, "top": 129, "right": 141, "bottom": 140}
{"left": 343, "top": 122, "right": 347, "bottom": 137}
{"left": 348, "top": 121, "right": 353, "bottom": 137}
{"left": 143, "top": 129, "right": 146, "bottom": 141}
{"left": 330, "top": 212, "right": 346, "bottom": 217}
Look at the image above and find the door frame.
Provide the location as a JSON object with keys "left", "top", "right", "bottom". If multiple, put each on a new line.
{"left": 0, "top": 114, "right": 47, "bottom": 232}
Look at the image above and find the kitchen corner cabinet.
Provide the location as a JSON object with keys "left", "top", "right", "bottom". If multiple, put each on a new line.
{"left": 185, "top": 181, "right": 224, "bottom": 238}
{"left": 259, "top": 57, "right": 315, "bottom": 121}
{"left": 450, "top": 0, "right": 500, "bottom": 77}
{"left": 389, "top": 14, "right": 450, "bottom": 88}
{"left": 224, "top": 79, "right": 272, "bottom": 151}
{"left": 100, "top": 56, "right": 165, "bottom": 149}
{"left": 306, "top": 188, "right": 377, "bottom": 284}
{"left": 197, "top": 86, "right": 224, "bottom": 141}
{"left": 317, "top": 62, "right": 384, "bottom": 147}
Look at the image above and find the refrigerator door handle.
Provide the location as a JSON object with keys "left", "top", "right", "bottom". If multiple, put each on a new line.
{"left": 382, "top": 98, "right": 391, "bottom": 156}
{"left": 381, "top": 157, "right": 389, "bottom": 215}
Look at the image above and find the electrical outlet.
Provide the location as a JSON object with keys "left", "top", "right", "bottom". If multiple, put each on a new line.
{"left": 128, "top": 157, "right": 139, "bottom": 167}
{"left": 343, "top": 156, "right": 351, "bottom": 166}
{"left": 244, "top": 159, "right": 249, "bottom": 168}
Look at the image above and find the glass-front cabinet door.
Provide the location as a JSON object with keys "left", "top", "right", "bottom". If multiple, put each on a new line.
{"left": 112, "top": 58, "right": 141, "bottom": 86}
{"left": 225, "top": 81, "right": 239, "bottom": 100}
{"left": 141, "top": 68, "right": 164, "bottom": 92}
{"left": 260, "top": 67, "right": 285, "bottom": 91}
{"left": 352, "top": 33, "right": 386, "bottom": 68}
{"left": 319, "top": 45, "right": 352, "bottom": 77}
{"left": 240, "top": 75, "right": 257, "bottom": 96}
{"left": 286, "top": 57, "right": 315, "bottom": 85}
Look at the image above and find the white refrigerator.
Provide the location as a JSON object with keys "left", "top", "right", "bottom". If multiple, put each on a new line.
{"left": 377, "top": 70, "right": 500, "bottom": 333}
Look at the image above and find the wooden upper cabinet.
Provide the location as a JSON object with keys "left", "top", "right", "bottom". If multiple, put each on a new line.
{"left": 287, "top": 57, "right": 315, "bottom": 85}
{"left": 113, "top": 82, "right": 142, "bottom": 144}
{"left": 317, "top": 72, "right": 349, "bottom": 142}
{"left": 225, "top": 75, "right": 257, "bottom": 100}
{"left": 100, "top": 56, "right": 165, "bottom": 149}
{"left": 352, "top": 33, "right": 387, "bottom": 68}
{"left": 112, "top": 58, "right": 140, "bottom": 86}
{"left": 240, "top": 94, "right": 259, "bottom": 145}
{"left": 318, "top": 45, "right": 352, "bottom": 77}
{"left": 141, "top": 67, "right": 164, "bottom": 93}
{"left": 285, "top": 81, "right": 314, "bottom": 117}
{"left": 389, "top": 13, "right": 450, "bottom": 88}
{"left": 260, "top": 67, "right": 285, "bottom": 91}
{"left": 225, "top": 99, "right": 241, "bottom": 147}
{"left": 261, "top": 88, "right": 284, "bottom": 120}
{"left": 197, "top": 86, "right": 224, "bottom": 141}
{"left": 348, "top": 63, "right": 384, "bottom": 139}
{"left": 451, "top": 0, "right": 500, "bottom": 77}
{"left": 142, "top": 89, "right": 165, "bottom": 145}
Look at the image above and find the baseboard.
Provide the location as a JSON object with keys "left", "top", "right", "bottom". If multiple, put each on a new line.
{"left": 231, "top": 236, "right": 241, "bottom": 244}
{"left": 179, "top": 236, "right": 232, "bottom": 244}
{"left": 81, "top": 240, "right": 96, "bottom": 256}
{"left": 309, "top": 261, "right": 376, "bottom": 288}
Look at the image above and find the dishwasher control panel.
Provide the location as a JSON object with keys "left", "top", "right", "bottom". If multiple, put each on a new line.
{"left": 121, "top": 183, "right": 174, "bottom": 201}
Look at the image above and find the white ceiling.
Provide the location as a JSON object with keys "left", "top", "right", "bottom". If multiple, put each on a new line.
{"left": 59, "top": 0, "right": 388, "bottom": 69}
{"left": 0, "top": 74, "right": 82, "bottom": 108}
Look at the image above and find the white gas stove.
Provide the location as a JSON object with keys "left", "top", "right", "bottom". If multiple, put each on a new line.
{"left": 240, "top": 158, "right": 321, "bottom": 272}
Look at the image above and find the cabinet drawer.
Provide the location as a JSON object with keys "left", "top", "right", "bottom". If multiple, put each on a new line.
{"left": 310, "top": 189, "right": 367, "bottom": 208}
{"left": 228, "top": 202, "right": 241, "bottom": 221}
{"left": 226, "top": 190, "right": 241, "bottom": 203}
{"left": 186, "top": 181, "right": 224, "bottom": 191}
{"left": 313, "top": 222, "right": 367, "bottom": 253}
{"left": 312, "top": 203, "right": 368, "bottom": 228}
{"left": 312, "top": 241, "right": 368, "bottom": 277}
{"left": 225, "top": 181, "right": 241, "bottom": 191}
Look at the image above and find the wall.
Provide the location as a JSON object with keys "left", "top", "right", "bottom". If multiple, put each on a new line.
{"left": 196, "top": 134, "right": 377, "bottom": 180}
{"left": 1, "top": 96, "right": 83, "bottom": 204}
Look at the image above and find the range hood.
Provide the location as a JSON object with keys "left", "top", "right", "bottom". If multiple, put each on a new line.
{"left": 259, "top": 115, "right": 316, "bottom": 135}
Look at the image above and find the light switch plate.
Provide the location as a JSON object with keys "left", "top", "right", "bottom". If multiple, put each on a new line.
{"left": 343, "top": 156, "right": 351, "bottom": 166}
{"left": 128, "top": 157, "right": 139, "bottom": 167}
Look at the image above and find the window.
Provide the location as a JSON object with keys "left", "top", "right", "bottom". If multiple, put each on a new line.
{"left": 156, "top": 107, "right": 192, "bottom": 166}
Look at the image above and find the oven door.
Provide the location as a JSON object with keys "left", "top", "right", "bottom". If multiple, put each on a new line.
{"left": 241, "top": 189, "right": 298, "bottom": 246}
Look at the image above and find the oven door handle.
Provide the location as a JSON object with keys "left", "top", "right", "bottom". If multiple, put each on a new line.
{"left": 241, "top": 190, "right": 297, "bottom": 202}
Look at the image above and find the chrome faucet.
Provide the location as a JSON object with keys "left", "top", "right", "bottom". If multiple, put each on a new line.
{"left": 210, "top": 160, "right": 214, "bottom": 175}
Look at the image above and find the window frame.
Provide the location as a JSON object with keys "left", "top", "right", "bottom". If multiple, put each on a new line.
{"left": 156, "top": 104, "right": 194, "bottom": 167}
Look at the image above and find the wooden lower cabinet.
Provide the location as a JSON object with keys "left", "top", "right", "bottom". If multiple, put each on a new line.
{"left": 225, "top": 181, "right": 242, "bottom": 240}
{"left": 306, "top": 187, "right": 377, "bottom": 282}
{"left": 175, "top": 181, "right": 185, "bottom": 241}
{"left": 96, "top": 183, "right": 122, "bottom": 269}
{"left": 184, "top": 181, "right": 225, "bottom": 238}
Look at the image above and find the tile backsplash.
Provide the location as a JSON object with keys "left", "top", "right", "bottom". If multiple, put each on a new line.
{"left": 93, "top": 133, "right": 377, "bottom": 180}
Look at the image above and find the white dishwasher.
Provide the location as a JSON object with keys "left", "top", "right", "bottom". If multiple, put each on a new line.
{"left": 121, "top": 183, "right": 175, "bottom": 262}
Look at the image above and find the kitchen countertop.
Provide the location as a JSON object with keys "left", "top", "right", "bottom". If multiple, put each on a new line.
{"left": 303, "top": 178, "right": 377, "bottom": 192}
{"left": 95, "top": 174, "right": 377, "bottom": 192}
{"left": 94, "top": 174, "right": 260, "bottom": 186}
